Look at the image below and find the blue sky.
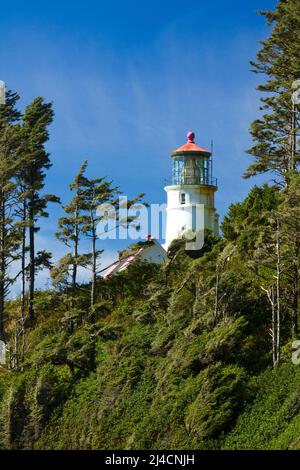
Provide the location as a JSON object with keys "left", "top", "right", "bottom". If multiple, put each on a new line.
{"left": 0, "top": 0, "right": 277, "bottom": 287}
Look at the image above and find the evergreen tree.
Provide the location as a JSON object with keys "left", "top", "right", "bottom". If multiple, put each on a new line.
{"left": 0, "top": 90, "right": 22, "bottom": 340}
{"left": 15, "top": 179, "right": 28, "bottom": 358}
{"left": 278, "top": 173, "right": 300, "bottom": 335}
{"left": 244, "top": 0, "right": 300, "bottom": 185}
{"left": 55, "top": 161, "right": 89, "bottom": 291}
{"left": 55, "top": 161, "right": 145, "bottom": 315}
{"left": 77, "top": 166, "right": 118, "bottom": 316}
{"left": 18, "top": 97, "right": 60, "bottom": 323}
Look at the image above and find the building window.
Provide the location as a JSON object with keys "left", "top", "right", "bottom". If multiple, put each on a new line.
{"left": 180, "top": 193, "right": 186, "bottom": 205}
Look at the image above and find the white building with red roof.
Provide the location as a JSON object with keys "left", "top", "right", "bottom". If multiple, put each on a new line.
{"left": 103, "top": 237, "right": 167, "bottom": 279}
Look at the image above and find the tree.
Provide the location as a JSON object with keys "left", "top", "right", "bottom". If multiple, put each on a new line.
{"left": 278, "top": 172, "right": 300, "bottom": 335}
{"left": 221, "top": 185, "right": 281, "bottom": 247}
{"left": 244, "top": 0, "right": 300, "bottom": 185}
{"left": 55, "top": 161, "right": 89, "bottom": 291}
{"left": 253, "top": 174, "right": 300, "bottom": 364}
{"left": 15, "top": 179, "right": 28, "bottom": 360}
{"left": 0, "top": 90, "right": 22, "bottom": 341}
{"left": 18, "top": 97, "right": 60, "bottom": 323}
{"left": 221, "top": 185, "right": 288, "bottom": 367}
{"left": 55, "top": 161, "right": 145, "bottom": 317}
{"left": 77, "top": 166, "right": 118, "bottom": 316}
{"left": 253, "top": 213, "right": 283, "bottom": 367}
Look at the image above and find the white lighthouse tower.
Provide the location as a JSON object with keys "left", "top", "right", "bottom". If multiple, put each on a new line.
{"left": 164, "top": 131, "right": 219, "bottom": 250}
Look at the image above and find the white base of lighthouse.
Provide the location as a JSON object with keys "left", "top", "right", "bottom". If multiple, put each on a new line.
{"left": 164, "top": 184, "right": 219, "bottom": 251}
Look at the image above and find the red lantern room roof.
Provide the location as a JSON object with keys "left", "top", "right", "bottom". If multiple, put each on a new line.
{"left": 171, "top": 131, "right": 211, "bottom": 157}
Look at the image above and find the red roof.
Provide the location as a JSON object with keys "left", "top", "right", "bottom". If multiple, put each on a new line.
{"left": 172, "top": 131, "right": 211, "bottom": 156}
{"left": 103, "top": 247, "right": 144, "bottom": 279}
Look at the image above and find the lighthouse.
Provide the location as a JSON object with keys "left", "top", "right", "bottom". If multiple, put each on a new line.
{"left": 164, "top": 131, "right": 219, "bottom": 250}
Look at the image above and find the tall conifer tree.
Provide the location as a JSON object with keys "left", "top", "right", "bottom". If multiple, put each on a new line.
{"left": 56, "top": 161, "right": 89, "bottom": 291}
{"left": 18, "top": 97, "right": 59, "bottom": 323}
{"left": 0, "top": 90, "right": 22, "bottom": 340}
{"left": 78, "top": 167, "right": 118, "bottom": 315}
{"left": 245, "top": 0, "right": 300, "bottom": 184}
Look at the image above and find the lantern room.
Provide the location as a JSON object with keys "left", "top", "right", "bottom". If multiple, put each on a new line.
{"left": 171, "top": 131, "right": 217, "bottom": 187}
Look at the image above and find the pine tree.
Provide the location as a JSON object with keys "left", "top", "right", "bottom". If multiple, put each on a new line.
{"left": 56, "top": 161, "right": 89, "bottom": 291}
{"left": 18, "top": 97, "right": 60, "bottom": 323}
{"left": 77, "top": 167, "right": 118, "bottom": 316}
{"left": 278, "top": 173, "right": 300, "bottom": 335}
{"left": 0, "top": 90, "right": 22, "bottom": 341}
{"left": 15, "top": 180, "right": 28, "bottom": 360}
{"left": 245, "top": 0, "right": 300, "bottom": 185}
{"left": 55, "top": 161, "right": 145, "bottom": 315}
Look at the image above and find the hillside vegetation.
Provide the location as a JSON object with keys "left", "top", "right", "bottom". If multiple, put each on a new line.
{"left": 0, "top": 0, "right": 300, "bottom": 450}
{"left": 0, "top": 185, "right": 299, "bottom": 450}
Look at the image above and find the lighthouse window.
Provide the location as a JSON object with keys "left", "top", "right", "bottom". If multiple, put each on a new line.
{"left": 172, "top": 155, "right": 213, "bottom": 186}
{"left": 180, "top": 193, "right": 186, "bottom": 205}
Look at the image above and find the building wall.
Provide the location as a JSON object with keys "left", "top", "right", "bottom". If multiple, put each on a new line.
{"left": 164, "top": 184, "right": 219, "bottom": 250}
{"left": 139, "top": 241, "right": 167, "bottom": 264}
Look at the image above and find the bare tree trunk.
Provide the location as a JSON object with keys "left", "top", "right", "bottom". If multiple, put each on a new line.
{"left": 20, "top": 199, "right": 26, "bottom": 365}
{"left": 275, "top": 217, "right": 281, "bottom": 366}
{"left": 292, "top": 240, "right": 299, "bottom": 336}
{"left": 0, "top": 197, "right": 6, "bottom": 341}
{"left": 214, "top": 264, "right": 219, "bottom": 323}
{"left": 28, "top": 200, "right": 35, "bottom": 323}
{"left": 14, "top": 321, "right": 19, "bottom": 370}
{"left": 271, "top": 287, "right": 276, "bottom": 367}
{"left": 292, "top": 263, "right": 299, "bottom": 336}
{"left": 72, "top": 206, "right": 79, "bottom": 290}
{"left": 291, "top": 100, "right": 297, "bottom": 172}
{"left": 90, "top": 214, "right": 96, "bottom": 316}
{"left": 261, "top": 285, "right": 277, "bottom": 368}
{"left": 291, "top": 99, "right": 299, "bottom": 332}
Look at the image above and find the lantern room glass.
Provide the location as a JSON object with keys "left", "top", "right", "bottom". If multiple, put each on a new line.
{"left": 172, "top": 155, "right": 215, "bottom": 186}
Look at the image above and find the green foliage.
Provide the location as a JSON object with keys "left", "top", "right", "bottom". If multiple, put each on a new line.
{"left": 0, "top": 1, "right": 299, "bottom": 452}
{"left": 0, "top": 365, "right": 72, "bottom": 449}
{"left": 244, "top": 0, "right": 300, "bottom": 183}
{"left": 221, "top": 184, "right": 280, "bottom": 245}
{"left": 223, "top": 364, "right": 300, "bottom": 449}
{"left": 0, "top": 89, "right": 22, "bottom": 339}
{"left": 0, "top": 206, "right": 300, "bottom": 450}
{"left": 185, "top": 363, "right": 247, "bottom": 439}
